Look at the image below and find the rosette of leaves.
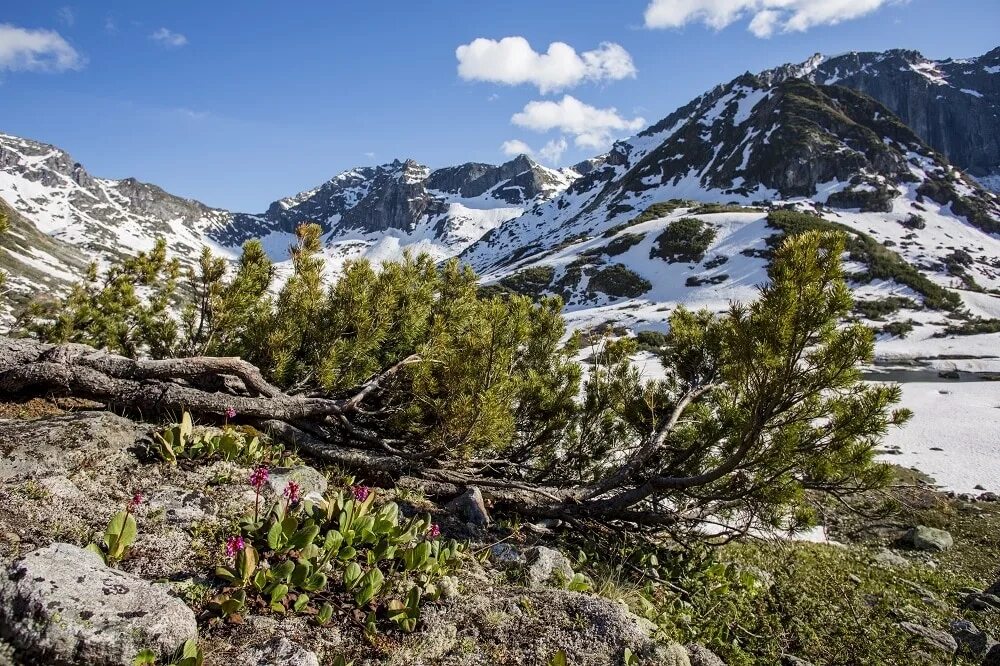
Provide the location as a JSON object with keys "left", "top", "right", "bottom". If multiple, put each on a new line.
{"left": 212, "top": 488, "right": 461, "bottom": 634}
{"left": 154, "top": 411, "right": 271, "bottom": 464}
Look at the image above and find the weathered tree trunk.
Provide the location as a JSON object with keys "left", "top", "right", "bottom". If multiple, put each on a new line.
{"left": 0, "top": 336, "right": 582, "bottom": 517}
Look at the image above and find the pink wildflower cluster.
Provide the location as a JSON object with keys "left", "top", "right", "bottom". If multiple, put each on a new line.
{"left": 225, "top": 535, "right": 245, "bottom": 559}
{"left": 282, "top": 481, "right": 302, "bottom": 505}
{"left": 427, "top": 524, "right": 441, "bottom": 538}
{"left": 351, "top": 485, "right": 371, "bottom": 502}
{"left": 249, "top": 466, "right": 269, "bottom": 490}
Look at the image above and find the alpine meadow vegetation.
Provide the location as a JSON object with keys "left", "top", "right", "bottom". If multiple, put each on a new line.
{"left": 12, "top": 223, "right": 909, "bottom": 543}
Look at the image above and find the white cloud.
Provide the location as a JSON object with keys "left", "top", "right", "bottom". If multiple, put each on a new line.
{"left": 511, "top": 95, "right": 645, "bottom": 150}
{"left": 456, "top": 36, "right": 636, "bottom": 94}
{"left": 539, "top": 137, "right": 568, "bottom": 164}
{"left": 500, "top": 139, "right": 533, "bottom": 158}
{"left": 0, "top": 24, "right": 84, "bottom": 72}
{"left": 643, "top": 0, "right": 897, "bottom": 37}
{"left": 57, "top": 7, "right": 75, "bottom": 27}
{"left": 364, "top": 151, "right": 376, "bottom": 159}
{"left": 150, "top": 27, "right": 187, "bottom": 47}
{"left": 104, "top": 17, "right": 117, "bottom": 34}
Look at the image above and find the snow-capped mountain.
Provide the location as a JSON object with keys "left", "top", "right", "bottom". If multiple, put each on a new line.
{"left": 762, "top": 48, "right": 1000, "bottom": 191}
{"left": 0, "top": 133, "right": 576, "bottom": 305}
{"left": 2, "top": 48, "right": 999, "bottom": 356}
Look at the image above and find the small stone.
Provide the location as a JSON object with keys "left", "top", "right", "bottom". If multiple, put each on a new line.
{"left": 900, "top": 622, "right": 958, "bottom": 654}
{"left": 445, "top": 487, "right": 491, "bottom": 526}
{"left": 873, "top": 548, "right": 908, "bottom": 567}
{"left": 975, "top": 484, "right": 987, "bottom": 490}
{"left": 980, "top": 492, "right": 999, "bottom": 502}
{"left": 267, "top": 466, "right": 327, "bottom": 502}
{"left": 489, "top": 543, "right": 526, "bottom": 566}
{"left": 781, "top": 656, "right": 816, "bottom": 666}
{"left": 525, "top": 546, "right": 575, "bottom": 589}
{"left": 906, "top": 526, "right": 953, "bottom": 551}
{"left": 244, "top": 637, "right": 319, "bottom": 666}
{"left": 0, "top": 543, "right": 196, "bottom": 666}
{"left": 148, "top": 486, "right": 215, "bottom": 524}
{"left": 657, "top": 642, "right": 691, "bottom": 666}
{"left": 687, "top": 643, "right": 727, "bottom": 665}
{"left": 439, "top": 575, "right": 461, "bottom": 599}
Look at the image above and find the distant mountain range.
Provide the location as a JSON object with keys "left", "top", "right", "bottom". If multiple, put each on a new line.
{"left": 2, "top": 46, "right": 999, "bottom": 348}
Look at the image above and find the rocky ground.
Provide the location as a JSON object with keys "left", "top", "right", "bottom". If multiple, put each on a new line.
{"left": 0, "top": 401, "right": 997, "bottom": 666}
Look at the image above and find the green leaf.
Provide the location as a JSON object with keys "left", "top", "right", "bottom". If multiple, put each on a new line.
{"left": 353, "top": 568, "right": 384, "bottom": 607}
{"left": 132, "top": 649, "right": 156, "bottom": 666}
{"left": 269, "top": 583, "right": 289, "bottom": 605}
{"left": 344, "top": 562, "right": 363, "bottom": 591}
{"left": 317, "top": 602, "right": 334, "bottom": 625}
{"left": 293, "top": 593, "right": 310, "bottom": 612}
{"left": 85, "top": 542, "right": 108, "bottom": 564}
{"left": 549, "top": 649, "right": 567, "bottom": 666}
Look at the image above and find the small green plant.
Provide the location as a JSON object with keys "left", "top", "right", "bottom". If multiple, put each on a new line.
{"left": 210, "top": 482, "right": 462, "bottom": 635}
{"left": 153, "top": 410, "right": 278, "bottom": 465}
{"left": 649, "top": 217, "right": 717, "bottom": 263}
{"left": 87, "top": 493, "right": 142, "bottom": 566}
{"left": 132, "top": 638, "right": 202, "bottom": 666}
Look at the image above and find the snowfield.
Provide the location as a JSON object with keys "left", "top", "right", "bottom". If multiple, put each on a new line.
{"left": 877, "top": 380, "right": 1000, "bottom": 494}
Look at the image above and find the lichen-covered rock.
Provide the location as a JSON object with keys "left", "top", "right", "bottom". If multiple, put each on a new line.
{"left": 391, "top": 586, "right": 674, "bottom": 665}
{"left": 0, "top": 411, "right": 139, "bottom": 483}
{"left": 267, "top": 467, "right": 327, "bottom": 502}
{"left": 687, "top": 643, "right": 727, "bottom": 665}
{"left": 244, "top": 637, "right": 320, "bottom": 666}
{"left": 525, "top": 546, "right": 575, "bottom": 589}
{"left": 148, "top": 486, "right": 216, "bottom": 525}
{"left": 0, "top": 543, "right": 197, "bottom": 665}
{"left": 906, "top": 526, "right": 954, "bottom": 552}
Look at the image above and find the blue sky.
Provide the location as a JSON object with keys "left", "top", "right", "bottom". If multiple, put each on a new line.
{"left": 1, "top": 1, "right": 998, "bottom": 211}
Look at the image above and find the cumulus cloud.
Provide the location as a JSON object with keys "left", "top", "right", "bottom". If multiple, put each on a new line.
{"left": 500, "top": 139, "right": 534, "bottom": 158}
{"left": 456, "top": 36, "right": 636, "bottom": 93}
{"left": 643, "top": 0, "right": 897, "bottom": 37}
{"left": 150, "top": 27, "right": 187, "bottom": 47}
{"left": 512, "top": 95, "right": 645, "bottom": 150}
{"left": 0, "top": 24, "right": 84, "bottom": 72}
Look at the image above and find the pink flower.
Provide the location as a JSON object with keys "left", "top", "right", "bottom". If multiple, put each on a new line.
{"left": 282, "top": 481, "right": 301, "bottom": 505}
{"left": 224, "top": 406, "right": 237, "bottom": 420}
{"left": 427, "top": 524, "right": 441, "bottom": 538}
{"left": 225, "top": 535, "right": 245, "bottom": 558}
{"left": 351, "top": 485, "right": 371, "bottom": 502}
{"left": 127, "top": 493, "right": 143, "bottom": 512}
{"left": 249, "top": 466, "right": 269, "bottom": 490}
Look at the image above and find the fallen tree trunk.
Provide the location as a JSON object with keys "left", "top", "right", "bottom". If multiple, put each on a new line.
{"left": 0, "top": 336, "right": 584, "bottom": 517}
{"left": 0, "top": 336, "right": 730, "bottom": 530}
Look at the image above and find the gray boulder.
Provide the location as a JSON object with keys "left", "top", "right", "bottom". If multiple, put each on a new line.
{"left": 244, "top": 637, "right": 320, "bottom": 666}
{"left": 985, "top": 643, "right": 1000, "bottom": 666}
{"left": 0, "top": 543, "right": 197, "bottom": 666}
{"left": 899, "top": 621, "right": 958, "bottom": 654}
{"left": 906, "top": 526, "right": 954, "bottom": 552}
{"left": 525, "top": 546, "right": 575, "bottom": 589}
{"left": 687, "top": 643, "right": 727, "bottom": 665}
{"left": 446, "top": 487, "right": 491, "bottom": 526}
